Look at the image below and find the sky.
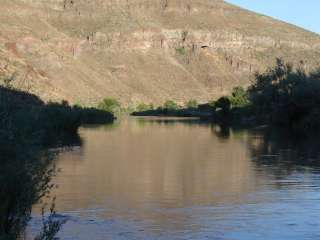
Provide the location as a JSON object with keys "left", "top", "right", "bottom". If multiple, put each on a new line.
{"left": 226, "top": 0, "right": 320, "bottom": 34}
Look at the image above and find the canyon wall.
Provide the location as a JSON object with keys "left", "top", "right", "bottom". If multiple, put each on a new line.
{"left": 1, "top": 0, "right": 320, "bottom": 106}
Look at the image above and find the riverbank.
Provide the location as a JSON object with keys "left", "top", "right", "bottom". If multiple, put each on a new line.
{"left": 132, "top": 59, "right": 320, "bottom": 135}
{"left": 131, "top": 108, "right": 212, "bottom": 118}
{"left": 0, "top": 86, "right": 115, "bottom": 146}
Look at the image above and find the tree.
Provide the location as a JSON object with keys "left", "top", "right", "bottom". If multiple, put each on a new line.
{"left": 248, "top": 58, "right": 320, "bottom": 132}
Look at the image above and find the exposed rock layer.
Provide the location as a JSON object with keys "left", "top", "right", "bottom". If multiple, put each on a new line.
{"left": 1, "top": 0, "right": 320, "bottom": 105}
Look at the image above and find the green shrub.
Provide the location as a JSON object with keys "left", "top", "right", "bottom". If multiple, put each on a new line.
{"left": 98, "top": 97, "right": 121, "bottom": 114}
{"left": 185, "top": 99, "right": 198, "bottom": 109}
{"left": 208, "top": 100, "right": 217, "bottom": 108}
{"left": 163, "top": 100, "right": 179, "bottom": 110}
{"left": 136, "top": 103, "right": 154, "bottom": 112}
{"left": 175, "top": 47, "right": 186, "bottom": 55}
{"left": 229, "top": 87, "right": 249, "bottom": 107}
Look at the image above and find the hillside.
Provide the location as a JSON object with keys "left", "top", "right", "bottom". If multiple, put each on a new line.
{"left": 1, "top": 0, "right": 320, "bottom": 106}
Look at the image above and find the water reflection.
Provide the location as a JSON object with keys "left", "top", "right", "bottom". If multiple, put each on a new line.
{"left": 0, "top": 130, "right": 82, "bottom": 240}
{"left": 32, "top": 117, "right": 320, "bottom": 240}
{"left": 248, "top": 129, "right": 320, "bottom": 168}
{"left": 0, "top": 149, "right": 50, "bottom": 239}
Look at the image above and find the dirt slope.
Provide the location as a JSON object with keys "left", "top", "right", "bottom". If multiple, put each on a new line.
{"left": 1, "top": 0, "right": 320, "bottom": 106}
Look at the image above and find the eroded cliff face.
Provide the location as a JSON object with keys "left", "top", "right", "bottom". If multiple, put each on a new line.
{"left": 20, "top": 0, "right": 224, "bottom": 11}
{"left": 1, "top": 0, "right": 320, "bottom": 105}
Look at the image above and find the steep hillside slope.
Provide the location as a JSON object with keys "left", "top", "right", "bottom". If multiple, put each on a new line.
{"left": 1, "top": 0, "right": 320, "bottom": 106}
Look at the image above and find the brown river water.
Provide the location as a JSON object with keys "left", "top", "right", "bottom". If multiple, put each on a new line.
{"left": 28, "top": 117, "right": 320, "bottom": 240}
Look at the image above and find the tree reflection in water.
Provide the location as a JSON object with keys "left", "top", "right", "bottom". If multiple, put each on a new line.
{"left": 212, "top": 123, "right": 320, "bottom": 178}
{"left": 137, "top": 118, "right": 320, "bottom": 177}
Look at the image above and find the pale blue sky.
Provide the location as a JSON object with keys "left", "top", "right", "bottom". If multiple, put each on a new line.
{"left": 226, "top": 0, "right": 320, "bottom": 34}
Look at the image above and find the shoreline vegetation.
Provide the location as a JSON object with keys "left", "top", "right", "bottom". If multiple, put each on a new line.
{"left": 0, "top": 86, "right": 115, "bottom": 146}
{"left": 0, "top": 86, "right": 114, "bottom": 239}
{"left": 132, "top": 59, "right": 320, "bottom": 135}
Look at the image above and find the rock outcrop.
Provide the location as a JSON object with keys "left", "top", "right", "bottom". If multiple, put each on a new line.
{"left": 1, "top": 0, "right": 320, "bottom": 106}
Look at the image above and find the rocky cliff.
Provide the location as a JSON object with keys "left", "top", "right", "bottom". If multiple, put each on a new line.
{"left": 1, "top": 0, "right": 320, "bottom": 106}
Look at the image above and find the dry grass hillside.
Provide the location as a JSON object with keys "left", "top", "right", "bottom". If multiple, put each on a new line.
{"left": 1, "top": 0, "right": 320, "bottom": 106}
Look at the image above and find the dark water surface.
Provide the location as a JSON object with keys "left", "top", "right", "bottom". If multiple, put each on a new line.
{"left": 29, "top": 117, "right": 320, "bottom": 240}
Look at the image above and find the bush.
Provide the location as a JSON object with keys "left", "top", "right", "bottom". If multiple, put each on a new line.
{"left": 175, "top": 47, "right": 186, "bottom": 55}
{"left": 163, "top": 100, "right": 179, "bottom": 110}
{"left": 229, "top": 87, "right": 249, "bottom": 107}
{"left": 98, "top": 97, "right": 121, "bottom": 114}
{"left": 215, "top": 97, "right": 231, "bottom": 114}
{"left": 136, "top": 103, "right": 154, "bottom": 112}
{"left": 35, "top": 200, "right": 66, "bottom": 240}
{"left": 185, "top": 99, "right": 198, "bottom": 109}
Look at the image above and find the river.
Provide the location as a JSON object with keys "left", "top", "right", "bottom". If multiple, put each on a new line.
{"left": 28, "top": 117, "right": 320, "bottom": 240}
